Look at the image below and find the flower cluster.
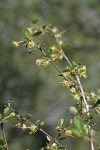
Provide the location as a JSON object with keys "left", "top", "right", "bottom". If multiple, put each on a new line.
{"left": 49, "top": 46, "right": 63, "bottom": 61}
{"left": 35, "top": 58, "right": 50, "bottom": 67}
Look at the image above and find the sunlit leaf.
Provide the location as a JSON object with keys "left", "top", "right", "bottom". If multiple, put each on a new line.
{"left": 3, "top": 106, "right": 12, "bottom": 117}
{"left": 74, "top": 116, "right": 84, "bottom": 132}
{"left": 47, "top": 49, "right": 53, "bottom": 57}
{"left": 60, "top": 117, "right": 67, "bottom": 128}
{"left": 36, "top": 120, "right": 45, "bottom": 126}
{"left": 46, "top": 136, "right": 51, "bottom": 142}
{"left": 71, "top": 127, "right": 81, "bottom": 137}
{"left": 40, "top": 121, "right": 45, "bottom": 126}
{"left": 23, "top": 28, "right": 30, "bottom": 37}
{"left": 84, "top": 115, "right": 93, "bottom": 120}
{"left": 36, "top": 120, "right": 41, "bottom": 125}
{"left": 69, "top": 106, "right": 78, "bottom": 115}
{"left": 70, "top": 116, "right": 84, "bottom": 137}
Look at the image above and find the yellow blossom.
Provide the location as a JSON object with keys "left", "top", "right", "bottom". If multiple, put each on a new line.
{"left": 51, "top": 54, "right": 57, "bottom": 61}
{"left": 22, "top": 124, "right": 27, "bottom": 130}
{"left": 74, "top": 94, "right": 80, "bottom": 100}
{"left": 55, "top": 34, "right": 60, "bottom": 39}
{"left": 50, "top": 46, "right": 57, "bottom": 52}
{"left": 28, "top": 41, "right": 35, "bottom": 48}
{"left": 82, "top": 65, "right": 86, "bottom": 70}
{"left": 58, "top": 55, "right": 63, "bottom": 60}
{"left": 17, "top": 123, "right": 21, "bottom": 127}
{"left": 30, "top": 125, "right": 37, "bottom": 131}
{"left": 59, "top": 40, "right": 63, "bottom": 45}
{"left": 63, "top": 71, "right": 71, "bottom": 77}
{"left": 42, "top": 61, "right": 50, "bottom": 67}
{"left": 52, "top": 27, "right": 58, "bottom": 33}
{"left": 29, "top": 125, "right": 37, "bottom": 134}
{"left": 70, "top": 87, "right": 76, "bottom": 93}
{"left": 62, "top": 80, "right": 69, "bottom": 87}
{"left": 10, "top": 112, "right": 15, "bottom": 117}
{"left": 90, "top": 92, "right": 96, "bottom": 98}
{"left": 35, "top": 59, "right": 42, "bottom": 66}
{"left": 51, "top": 143, "right": 57, "bottom": 148}
{"left": 65, "top": 130, "right": 72, "bottom": 137}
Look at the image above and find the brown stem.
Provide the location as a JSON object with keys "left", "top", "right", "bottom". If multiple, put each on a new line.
{"left": 35, "top": 44, "right": 70, "bottom": 82}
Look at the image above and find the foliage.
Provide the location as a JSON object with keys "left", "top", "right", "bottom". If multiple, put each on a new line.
{"left": 0, "top": 21, "right": 100, "bottom": 150}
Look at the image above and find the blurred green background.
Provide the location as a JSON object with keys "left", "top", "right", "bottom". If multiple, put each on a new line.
{"left": 0, "top": 0, "right": 100, "bottom": 149}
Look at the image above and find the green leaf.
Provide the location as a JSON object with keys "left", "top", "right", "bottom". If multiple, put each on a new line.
{"left": 71, "top": 127, "right": 81, "bottom": 137}
{"left": 42, "top": 24, "right": 47, "bottom": 29}
{"left": 72, "top": 61, "right": 81, "bottom": 68}
{"left": 47, "top": 49, "right": 53, "bottom": 57}
{"left": 70, "top": 116, "right": 84, "bottom": 137}
{"left": 61, "top": 44, "right": 70, "bottom": 50}
{"left": 32, "top": 18, "right": 38, "bottom": 24}
{"left": 69, "top": 106, "right": 78, "bottom": 115}
{"left": 24, "top": 114, "right": 32, "bottom": 119}
{"left": 23, "top": 28, "right": 30, "bottom": 37}
{"left": 79, "top": 69, "right": 86, "bottom": 74}
{"left": 84, "top": 115, "right": 93, "bottom": 120}
{"left": 3, "top": 106, "right": 12, "bottom": 117}
{"left": 96, "top": 99, "right": 100, "bottom": 106}
{"left": 0, "top": 139, "right": 4, "bottom": 146}
{"left": 33, "top": 31, "right": 42, "bottom": 36}
{"left": 60, "top": 117, "right": 67, "bottom": 128}
{"left": 72, "top": 61, "right": 79, "bottom": 68}
{"left": 46, "top": 136, "right": 51, "bottom": 142}
{"left": 59, "top": 30, "right": 66, "bottom": 35}
{"left": 36, "top": 120, "right": 45, "bottom": 126}
{"left": 74, "top": 116, "right": 84, "bottom": 132}
{"left": 40, "top": 121, "right": 45, "bottom": 126}
{"left": 36, "top": 120, "right": 41, "bottom": 125}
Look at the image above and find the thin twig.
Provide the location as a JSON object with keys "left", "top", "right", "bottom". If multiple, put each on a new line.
{"left": 35, "top": 44, "right": 70, "bottom": 82}
{"left": 12, "top": 110, "right": 63, "bottom": 148}
{"left": 0, "top": 121, "right": 9, "bottom": 150}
